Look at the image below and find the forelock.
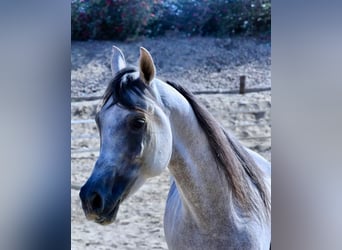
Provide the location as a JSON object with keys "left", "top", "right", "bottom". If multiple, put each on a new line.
{"left": 102, "top": 67, "right": 156, "bottom": 111}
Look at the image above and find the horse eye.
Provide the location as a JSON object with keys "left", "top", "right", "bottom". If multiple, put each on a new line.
{"left": 130, "top": 117, "right": 146, "bottom": 130}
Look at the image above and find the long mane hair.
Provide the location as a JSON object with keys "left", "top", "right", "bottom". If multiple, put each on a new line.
{"left": 101, "top": 68, "right": 270, "bottom": 220}
{"left": 166, "top": 80, "right": 270, "bottom": 220}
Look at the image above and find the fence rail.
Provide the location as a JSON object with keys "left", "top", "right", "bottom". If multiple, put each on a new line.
{"left": 71, "top": 119, "right": 269, "bottom": 127}
{"left": 71, "top": 84, "right": 271, "bottom": 157}
{"left": 71, "top": 87, "right": 271, "bottom": 102}
{"left": 71, "top": 110, "right": 268, "bottom": 125}
{"left": 71, "top": 136, "right": 270, "bottom": 154}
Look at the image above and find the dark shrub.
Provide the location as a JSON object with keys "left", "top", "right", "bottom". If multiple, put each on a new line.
{"left": 71, "top": 0, "right": 160, "bottom": 40}
{"left": 204, "top": 0, "right": 271, "bottom": 36}
{"left": 71, "top": 0, "right": 271, "bottom": 40}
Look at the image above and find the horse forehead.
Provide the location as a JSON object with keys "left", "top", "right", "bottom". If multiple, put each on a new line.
{"left": 100, "top": 101, "right": 130, "bottom": 123}
{"left": 122, "top": 71, "right": 139, "bottom": 83}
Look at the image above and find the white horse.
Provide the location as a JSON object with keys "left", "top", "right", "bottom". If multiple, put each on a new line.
{"left": 79, "top": 46, "right": 271, "bottom": 249}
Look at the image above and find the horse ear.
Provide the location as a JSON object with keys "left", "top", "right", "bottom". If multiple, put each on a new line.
{"left": 139, "top": 47, "right": 156, "bottom": 85}
{"left": 111, "top": 46, "right": 127, "bottom": 77}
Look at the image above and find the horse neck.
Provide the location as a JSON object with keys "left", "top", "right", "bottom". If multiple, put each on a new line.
{"left": 154, "top": 79, "right": 234, "bottom": 227}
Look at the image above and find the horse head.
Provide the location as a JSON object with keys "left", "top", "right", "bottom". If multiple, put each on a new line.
{"left": 79, "top": 47, "right": 173, "bottom": 225}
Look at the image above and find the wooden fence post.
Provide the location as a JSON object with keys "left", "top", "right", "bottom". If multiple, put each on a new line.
{"left": 239, "top": 75, "right": 246, "bottom": 94}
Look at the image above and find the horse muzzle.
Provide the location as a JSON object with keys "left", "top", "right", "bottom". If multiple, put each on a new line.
{"left": 79, "top": 169, "right": 135, "bottom": 225}
{"left": 89, "top": 199, "right": 121, "bottom": 225}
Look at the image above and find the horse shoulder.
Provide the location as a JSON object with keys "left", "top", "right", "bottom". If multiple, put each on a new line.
{"left": 164, "top": 180, "right": 270, "bottom": 249}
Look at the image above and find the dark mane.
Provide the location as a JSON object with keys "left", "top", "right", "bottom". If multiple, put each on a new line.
{"left": 102, "top": 67, "right": 156, "bottom": 110}
{"left": 166, "top": 80, "right": 271, "bottom": 219}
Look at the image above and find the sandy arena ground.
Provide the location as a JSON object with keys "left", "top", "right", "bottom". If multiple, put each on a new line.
{"left": 71, "top": 35, "right": 271, "bottom": 249}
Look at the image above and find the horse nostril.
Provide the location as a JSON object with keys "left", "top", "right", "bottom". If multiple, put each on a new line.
{"left": 90, "top": 192, "right": 103, "bottom": 211}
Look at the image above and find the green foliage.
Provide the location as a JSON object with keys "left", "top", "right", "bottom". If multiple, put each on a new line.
{"left": 71, "top": 0, "right": 271, "bottom": 40}
{"left": 204, "top": 0, "right": 271, "bottom": 36}
{"left": 71, "top": 0, "right": 161, "bottom": 40}
{"left": 168, "top": 0, "right": 271, "bottom": 36}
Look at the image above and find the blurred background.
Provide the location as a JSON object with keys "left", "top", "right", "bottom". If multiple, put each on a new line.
{"left": 2, "top": 0, "right": 342, "bottom": 250}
